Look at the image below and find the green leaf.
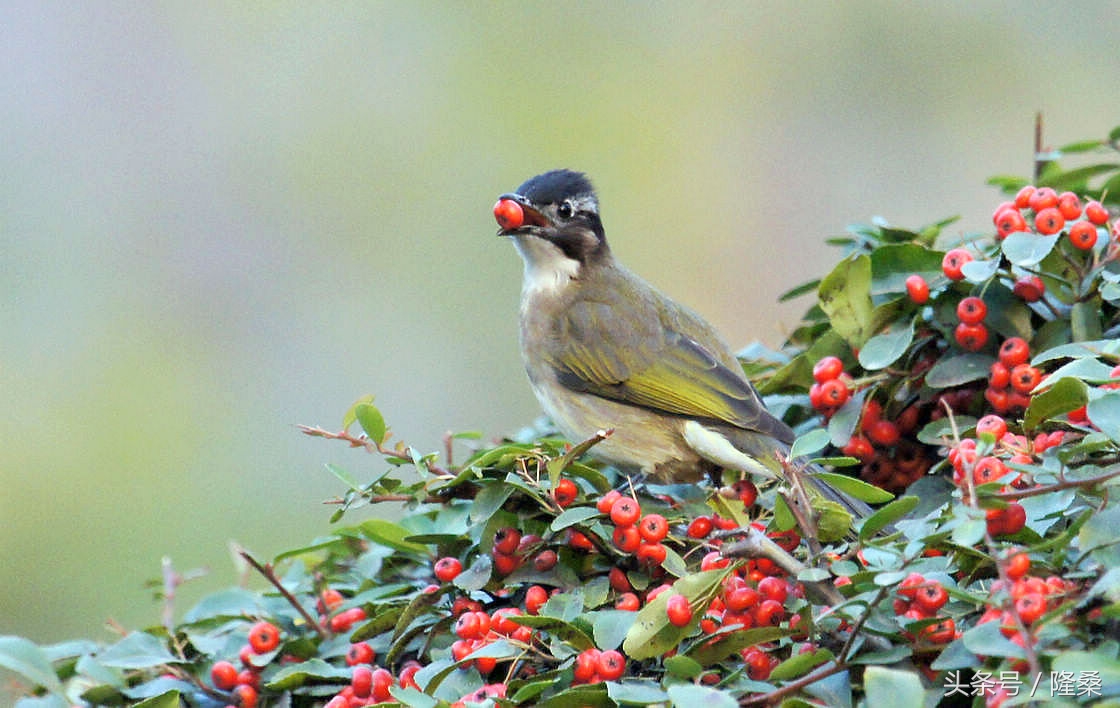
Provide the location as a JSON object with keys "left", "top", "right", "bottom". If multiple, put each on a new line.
{"left": 96, "top": 633, "right": 180, "bottom": 670}
{"left": 468, "top": 482, "right": 514, "bottom": 524}
{"left": 790, "top": 429, "right": 831, "bottom": 459}
{"left": 453, "top": 554, "right": 492, "bottom": 593}
{"left": 858, "top": 496, "right": 917, "bottom": 540}
{"left": 769, "top": 648, "right": 834, "bottom": 681}
{"left": 1002, "top": 232, "right": 1059, "bottom": 267}
{"left": 925, "top": 353, "right": 993, "bottom": 388}
{"left": 868, "top": 243, "right": 945, "bottom": 294}
{"left": 1081, "top": 503, "right": 1120, "bottom": 568}
{"left": 591, "top": 610, "right": 636, "bottom": 651}
{"left": 324, "top": 462, "right": 362, "bottom": 491}
{"left": 341, "top": 394, "right": 375, "bottom": 429}
{"left": 1041, "top": 354, "right": 1117, "bottom": 385}
{"left": 132, "top": 692, "right": 182, "bottom": 708}
{"left": 1052, "top": 651, "right": 1120, "bottom": 697}
{"left": 1039, "top": 162, "right": 1120, "bottom": 190}
{"left": 665, "top": 685, "right": 738, "bottom": 708}
{"left": 356, "top": 519, "right": 429, "bottom": 555}
{"left": 605, "top": 680, "right": 669, "bottom": 705}
{"left": 858, "top": 320, "right": 913, "bottom": 370}
{"left": 354, "top": 402, "right": 388, "bottom": 444}
{"left": 1073, "top": 299, "right": 1103, "bottom": 342}
{"left": 1023, "top": 377, "right": 1088, "bottom": 432}
{"left": 960, "top": 258, "right": 1000, "bottom": 283}
{"left": 623, "top": 569, "right": 730, "bottom": 659}
{"left": 688, "top": 627, "right": 786, "bottom": 666}
{"left": 182, "top": 588, "right": 261, "bottom": 623}
{"left": 863, "top": 666, "right": 925, "bottom": 707}
{"left": 662, "top": 654, "right": 704, "bottom": 680}
{"left": 1088, "top": 392, "right": 1120, "bottom": 443}
{"left": 0, "top": 636, "right": 63, "bottom": 695}
{"left": 818, "top": 255, "right": 874, "bottom": 346}
{"left": 265, "top": 658, "right": 351, "bottom": 690}
{"left": 550, "top": 506, "right": 601, "bottom": 532}
{"left": 961, "top": 620, "right": 1027, "bottom": 659}
{"left": 813, "top": 472, "right": 894, "bottom": 504}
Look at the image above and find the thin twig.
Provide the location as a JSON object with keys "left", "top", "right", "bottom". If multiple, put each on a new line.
{"left": 239, "top": 550, "right": 328, "bottom": 639}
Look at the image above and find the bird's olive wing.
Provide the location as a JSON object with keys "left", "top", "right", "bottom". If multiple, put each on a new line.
{"left": 549, "top": 298, "right": 788, "bottom": 439}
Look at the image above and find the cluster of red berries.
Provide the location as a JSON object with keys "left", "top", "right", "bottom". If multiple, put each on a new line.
{"left": 208, "top": 621, "right": 282, "bottom": 708}
{"left": 841, "top": 398, "right": 929, "bottom": 492}
{"left": 598, "top": 490, "right": 670, "bottom": 567}
{"left": 994, "top": 186, "right": 1109, "bottom": 248}
{"left": 319, "top": 587, "right": 369, "bottom": 634}
{"left": 572, "top": 647, "right": 627, "bottom": 685}
{"left": 895, "top": 573, "right": 959, "bottom": 645}
{"left": 807, "top": 355, "right": 851, "bottom": 418}
{"left": 487, "top": 525, "right": 554, "bottom": 576}
{"left": 450, "top": 604, "right": 533, "bottom": 673}
{"left": 984, "top": 337, "right": 1042, "bottom": 414}
{"left": 947, "top": 413, "right": 1068, "bottom": 538}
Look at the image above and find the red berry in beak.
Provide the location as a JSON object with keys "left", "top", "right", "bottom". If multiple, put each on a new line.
{"left": 494, "top": 199, "right": 524, "bottom": 230}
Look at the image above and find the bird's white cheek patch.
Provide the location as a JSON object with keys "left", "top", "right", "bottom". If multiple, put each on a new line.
{"left": 515, "top": 237, "right": 581, "bottom": 297}
{"left": 682, "top": 421, "right": 777, "bottom": 479}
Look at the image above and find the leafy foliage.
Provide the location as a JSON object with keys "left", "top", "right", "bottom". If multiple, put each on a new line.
{"left": 6, "top": 129, "right": 1120, "bottom": 707}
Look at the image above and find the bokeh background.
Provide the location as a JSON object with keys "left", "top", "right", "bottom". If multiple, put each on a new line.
{"left": 4, "top": 3, "right": 1120, "bottom": 646}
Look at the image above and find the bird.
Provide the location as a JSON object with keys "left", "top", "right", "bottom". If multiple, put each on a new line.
{"left": 493, "top": 169, "right": 871, "bottom": 522}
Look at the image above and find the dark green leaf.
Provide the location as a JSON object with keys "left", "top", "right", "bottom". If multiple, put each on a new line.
{"left": 813, "top": 472, "right": 894, "bottom": 504}
{"left": 550, "top": 506, "right": 600, "bottom": 532}
{"left": 868, "top": 243, "right": 945, "bottom": 294}
{"left": 1072, "top": 299, "right": 1103, "bottom": 342}
{"left": 1056, "top": 139, "right": 1105, "bottom": 153}
{"left": 926, "top": 353, "right": 993, "bottom": 388}
{"left": 790, "top": 429, "right": 831, "bottom": 459}
{"left": 769, "top": 648, "right": 834, "bottom": 681}
{"left": 688, "top": 627, "right": 787, "bottom": 666}
{"left": 265, "top": 658, "right": 351, "bottom": 690}
{"left": 131, "top": 692, "right": 182, "bottom": 708}
{"left": 1023, "top": 377, "right": 1088, "bottom": 432}
{"left": 859, "top": 496, "right": 918, "bottom": 540}
{"left": 929, "top": 637, "right": 979, "bottom": 670}
{"left": 623, "top": 569, "right": 729, "bottom": 659}
{"left": 468, "top": 482, "right": 513, "bottom": 525}
{"left": 605, "top": 679, "right": 669, "bottom": 705}
{"left": 356, "top": 519, "right": 429, "bottom": 555}
{"left": 662, "top": 654, "right": 704, "bottom": 680}
{"left": 1039, "top": 162, "right": 1120, "bottom": 190}
{"left": 453, "top": 553, "right": 492, "bottom": 593}
{"left": 961, "top": 620, "right": 1026, "bottom": 659}
{"left": 858, "top": 320, "right": 913, "bottom": 371}
{"left": 779, "top": 279, "right": 821, "bottom": 302}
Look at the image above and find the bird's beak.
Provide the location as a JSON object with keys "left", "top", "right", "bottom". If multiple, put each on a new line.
{"left": 496, "top": 192, "right": 552, "bottom": 233}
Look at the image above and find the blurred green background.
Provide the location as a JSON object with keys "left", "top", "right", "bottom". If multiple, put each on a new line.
{"left": 3, "top": 3, "right": 1120, "bottom": 645}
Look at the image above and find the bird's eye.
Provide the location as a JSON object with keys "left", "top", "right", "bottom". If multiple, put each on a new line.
{"left": 556, "top": 201, "right": 574, "bottom": 219}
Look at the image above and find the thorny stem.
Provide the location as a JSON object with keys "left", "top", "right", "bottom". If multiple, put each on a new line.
{"left": 240, "top": 550, "right": 328, "bottom": 639}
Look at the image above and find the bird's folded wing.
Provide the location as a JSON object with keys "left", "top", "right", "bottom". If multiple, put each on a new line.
{"left": 550, "top": 298, "right": 787, "bottom": 439}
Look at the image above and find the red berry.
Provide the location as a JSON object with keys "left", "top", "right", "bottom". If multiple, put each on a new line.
{"left": 956, "top": 296, "right": 987, "bottom": 324}
{"left": 1014, "top": 185, "right": 1036, "bottom": 209}
{"left": 898, "top": 572, "right": 926, "bottom": 599}
{"left": 1006, "top": 552, "right": 1031, "bottom": 581}
{"left": 686, "top": 516, "right": 713, "bottom": 538}
{"left": 666, "top": 594, "right": 693, "bottom": 627}
{"left": 817, "top": 378, "right": 850, "bottom": 409}
{"left": 905, "top": 274, "right": 930, "bottom": 303}
{"left": 596, "top": 649, "right": 626, "bottom": 680}
{"left": 734, "top": 479, "right": 759, "bottom": 507}
{"left": 492, "top": 551, "right": 520, "bottom": 575}
{"left": 976, "top": 414, "right": 1008, "bottom": 439}
{"left": 609, "top": 497, "right": 641, "bottom": 526}
{"left": 553, "top": 477, "right": 578, "bottom": 507}
{"left": 1015, "top": 593, "right": 1046, "bottom": 625}
{"left": 210, "top": 661, "right": 239, "bottom": 690}
{"left": 573, "top": 649, "right": 599, "bottom": 683}
{"left": 1034, "top": 207, "right": 1065, "bottom": 235}
{"left": 370, "top": 667, "right": 394, "bottom": 701}
{"left": 247, "top": 621, "right": 281, "bottom": 654}
{"left": 351, "top": 665, "right": 373, "bottom": 698}
{"left": 920, "top": 618, "right": 957, "bottom": 644}
{"left": 998, "top": 337, "right": 1031, "bottom": 368}
{"left": 954, "top": 322, "right": 988, "bottom": 351}
{"left": 942, "top": 249, "right": 973, "bottom": 281}
{"left": 865, "top": 419, "right": 900, "bottom": 447}
{"left": 1085, "top": 200, "right": 1109, "bottom": 225}
{"left": 812, "top": 355, "right": 844, "bottom": 383}
{"left": 973, "top": 456, "right": 1008, "bottom": 485}
{"left": 609, "top": 566, "right": 632, "bottom": 592}
{"left": 1010, "top": 364, "right": 1041, "bottom": 394}
{"left": 724, "top": 585, "right": 760, "bottom": 612}
{"left": 1028, "top": 187, "right": 1058, "bottom": 212}
{"left": 636, "top": 541, "right": 668, "bottom": 567}
{"left": 346, "top": 642, "right": 375, "bottom": 666}
{"left": 1068, "top": 220, "right": 1098, "bottom": 250}
{"left": 612, "top": 524, "right": 641, "bottom": 552}
{"left": 615, "top": 592, "right": 640, "bottom": 611}
{"left": 753, "top": 599, "right": 786, "bottom": 626}
{"left": 757, "top": 576, "right": 789, "bottom": 604}
{"left": 1012, "top": 275, "right": 1045, "bottom": 302}
{"left": 638, "top": 514, "right": 669, "bottom": 542}
{"left": 994, "top": 207, "right": 1028, "bottom": 240}
{"left": 525, "top": 584, "right": 549, "bottom": 615}
{"left": 493, "top": 199, "right": 524, "bottom": 230}
{"left": 493, "top": 527, "right": 521, "bottom": 556}
{"left": 1057, "top": 191, "right": 1082, "bottom": 220}
{"left": 533, "top": 549, "right": 558, "bottom": 572}
{"left": 319, "top": 588, "right": 344, "bottom": 613}
{"left": 567, "top": 529, "right": 595, "bottom": 551}
{"left": 596, "top": 489, "right": 622, "bottom": 514}
{"left": 433, "top": 556, "right": 463, "bottom": 583}
{"left": 913, "top": 582, "right": 949, "bottom": 615}
{"left": 232, "top": 684, "right": 258, "bottom": 708}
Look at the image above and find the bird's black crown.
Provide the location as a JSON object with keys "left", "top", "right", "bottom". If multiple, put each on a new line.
{"left": 516, "top": 169, "right": 596, "bottom": 206}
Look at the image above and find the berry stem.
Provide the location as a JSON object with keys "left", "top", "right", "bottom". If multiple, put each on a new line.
{"left": 240, "top": 550, "right": 328, "bottom": 639}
